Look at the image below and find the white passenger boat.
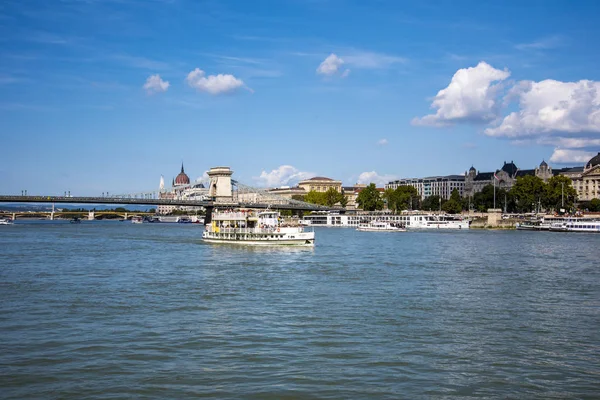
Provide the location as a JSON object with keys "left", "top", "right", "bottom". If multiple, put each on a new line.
{"left": 549, "top": 219, "right": 600, "bottom": 233}
{"left": 131, "top": 215, "right": 143, "bottom": 224}
{"left": 407, "top": 214, "right": 470, "bottom": 230}
{"left": 202, "top": 209, "right": 315, "bottom": 246}
{"left": 0, "top": 217, "right": 14, "bottom": 225}
{"left": 357, "top": 220, "right": 406, "bottom": 232}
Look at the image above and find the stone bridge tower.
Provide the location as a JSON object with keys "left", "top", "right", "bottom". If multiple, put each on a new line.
{"left": 207, "top": 166, "right": 233, "bottom": 203}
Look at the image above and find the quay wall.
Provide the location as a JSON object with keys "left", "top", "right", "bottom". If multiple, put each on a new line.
{"left": 470, "top": 217, "right": 517, "bottom": 230}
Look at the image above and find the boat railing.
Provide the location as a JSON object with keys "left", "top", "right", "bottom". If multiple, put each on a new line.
{"left": 212, "top": 211, "right": 254, "bottom": 220}
{"left": 209, "top": 226, "right": 307, "bottom": 234}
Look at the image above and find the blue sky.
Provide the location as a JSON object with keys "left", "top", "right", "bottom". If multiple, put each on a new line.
{"left": 1, "top": 0, "right": 600, "bottom": 195}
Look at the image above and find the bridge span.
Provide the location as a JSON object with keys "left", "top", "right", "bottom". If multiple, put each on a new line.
{"left": 0, "top": 195, "right": 328, "bottom": 212}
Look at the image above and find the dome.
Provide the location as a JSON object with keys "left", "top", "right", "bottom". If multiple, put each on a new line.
{"left": 175, "top": 163, "right": 190, "bottom": 185}
{"left": 469, "top": 165, "right": 476, "bottom": 172}
{"left": 586, "top": 152, "right": 600, "bottom": 170}
{"left": 540, "top": 160, "right": 548, "bottom": 167}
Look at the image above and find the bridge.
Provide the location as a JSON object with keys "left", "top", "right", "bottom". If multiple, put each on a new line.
{"left": 0, "top": 195, "right": 325, "bottom": 211}
{"left": 0, "top": 167, "right": 329, "bottom": 221}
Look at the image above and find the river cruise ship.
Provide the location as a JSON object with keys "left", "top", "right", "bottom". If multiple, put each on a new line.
{"left": 202, "top": 209, "right": 315, "bottom": 246}
{"left": 516, "top": 215, "right": 600, "bottom": 231}
{"left": 548, "top": 218, "right": 600, "bottom": 233}
{"left": 300, "top": 212, "right": 469, "bottom": 230}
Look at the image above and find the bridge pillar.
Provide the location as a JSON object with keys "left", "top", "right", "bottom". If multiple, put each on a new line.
{"left": 88, "top": 211, "right": 95, "bottom": 220}
{"left": 207, "top": 167, "right": 233, "bottom": 203}
{"left": 124, "top": 212, "right": 128, "bottom": 220}
{"left": 50, "top": 203, "right": 55, "bottom": 220}
{"left": 204, "top": 206, "right": 213, "bottom": 225}
{"left": 12, "top": 213, "right": 16, "bottom": 221}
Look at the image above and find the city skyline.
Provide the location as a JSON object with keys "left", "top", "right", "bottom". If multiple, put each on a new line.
{"left": 1, "top": 0, "right": 600, "bottom": 196}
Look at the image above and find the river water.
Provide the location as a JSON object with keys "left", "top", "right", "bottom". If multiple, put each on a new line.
{"left": 1, "top": 221, "right": 599, "bottom": 399}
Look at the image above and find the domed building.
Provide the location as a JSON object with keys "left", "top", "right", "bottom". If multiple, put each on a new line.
{"left": 157, "top": 163, "right": 208, "bottom": 215}
{"left": 174, "top": 163, "right": 190, "bottom": 186}
{"left": 563, "top": 152, "right": 600, "bottom": 201}
{"left": 585, "top": 152, "right": 600, "bottom": 171}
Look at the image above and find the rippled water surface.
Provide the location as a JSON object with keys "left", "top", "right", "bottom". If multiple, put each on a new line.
{"left": 1, "top": 221, "right": 599, "bottom": 399}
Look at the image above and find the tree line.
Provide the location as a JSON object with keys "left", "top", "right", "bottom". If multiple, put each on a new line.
{"left": 301, "top": 175, "right": 596, "bottom": 213}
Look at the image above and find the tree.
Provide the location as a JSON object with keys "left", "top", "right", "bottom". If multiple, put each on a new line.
{"left": 422, "top": 195, "right": 443, "bottom": 211}
{"left": 356, "top": 183, "right": 384, "bottom": 211}
{"left": 471, "top": 184, "right": 512, "bottom": 212}
{"left": 382, "top": 188, "right": 396, "bottom": 211}
{"left": 589, "top": 198, "right": 600, "bottom": 212}
{"left": 545, "top": 175, "right": 577, "bottom": 211}
{"left": 323, "top": 187, "right": 345, "bottom": 207}
{"left": 304, "top": 190, "right": 327, "bottom": 205}
{"left": 393, "top": 186, "right": 419, "bottom": 212}
{"left": 442, "top": 189, "right": 463, "bottom": 214}
{"left": 339, "top": 194, "right": 348, "bottom": 208}
{"left": 509, "top": 176, "right": 546, "bottom": 213}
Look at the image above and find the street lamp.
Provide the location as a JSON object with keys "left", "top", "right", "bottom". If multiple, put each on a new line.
{"left": 561, "top": 182, "right": 564, "bottom": 209}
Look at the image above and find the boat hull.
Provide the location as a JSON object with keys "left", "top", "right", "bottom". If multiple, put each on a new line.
{"left": 202, "top": 237, "right": 315, "bottom": 246}
{"left": 202, "top": 229, "right": 315, "bottom": 246}
{"left": 356, "top": 227, "right": 405, "bottom": 232}
{"left": 407, "top": 223, "right": 469, "bottom": 230}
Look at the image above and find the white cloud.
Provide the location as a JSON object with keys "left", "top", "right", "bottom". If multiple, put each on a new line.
{"left": 485, "top": 79, "right": 600, "bottom": 138}
{"left": 186, "top": 68, "right": 245, "bottom": 95}
{"left": 549, "top": 137, "right": 600, "bottom": 148}
{"left": 549, "top": 148, "right": 597, "bottom": 164}
{"left": 412, "top": 61, "right": 510, "bottom": 126}
{"left": 377, "top": 138, "right": 388, "bottom": 145}
{"left": 515, "top": 35, "right": 564, "bottom": 51}
{"left": 196, "top": 171, "right": 209, "bottom": 182}
{"left": 254, "top": 165, "right": 314, "bottom": 188}
{"left": 342, "top": 51, "right": 407, "bottom": 69}
{"left": 356, "top": 171, "right": 397, "bottom": 186}
{"left": 143, "top": 74, "right": 169, "bottom": 94}
{"left": 317, "top": 50, "right": 405, "bottom": 77}
{"left": 316, "top": 53, "right": 345, "bottom": 76}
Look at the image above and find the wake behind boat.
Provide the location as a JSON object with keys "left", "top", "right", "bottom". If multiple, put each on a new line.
{"left": 202, "top": 209, "right": 315, "bottom": 246}
{"left": 357, "top": 220, "right": 406, "bottom": 232}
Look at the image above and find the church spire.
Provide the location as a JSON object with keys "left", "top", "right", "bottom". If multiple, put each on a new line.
{"left": 181, "top": 162, "right": 185, "bottom": 173}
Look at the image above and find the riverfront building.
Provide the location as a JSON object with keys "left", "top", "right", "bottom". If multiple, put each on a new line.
{"left": 463, "top": 160, "right": 554, "bottom": 198}
{"left": 559, "top": 152, "right": 600, "bottom": 201}
{"left": 385, "top": 175, "right": 465, "bottom": 200}
{"left": 268, "top": 178, "right": 366, "bottom": 209}
{"left": 267, "top": 176, "right": 343, "bottom": 199}
{"left": 298, "top": 176, "right": 343, "bottom": 193}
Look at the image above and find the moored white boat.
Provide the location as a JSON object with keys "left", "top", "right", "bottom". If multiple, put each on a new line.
{"left": 516, "top": 220, "right": 543, "bottom": 230}
{"left": 549, "top": 219, "right": 600, "bottom": 233}
{"left": 357, "top": 220, "right": 406, "bottom": 232}
{"left": 202, "top": 209, "right": 315, "bottom": 246}
{"left": 131, "top": 215, "right": 143, "bottom": 224}
{"left": 407, "top": 214, "right": 470, "bottom": 230}
{"left": 0, "top": 217, "right": 14, "bottom": 225}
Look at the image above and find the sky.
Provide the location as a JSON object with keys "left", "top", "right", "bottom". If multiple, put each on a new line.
{"left": 1, "top": 0, "right": 600, "bottom": 195}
